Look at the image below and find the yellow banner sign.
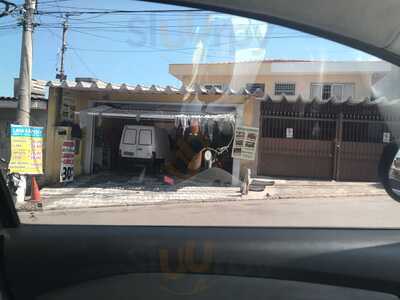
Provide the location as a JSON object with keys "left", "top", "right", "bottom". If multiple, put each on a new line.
{"left": 9, "top": 125, "right": 44, "bottom": 175}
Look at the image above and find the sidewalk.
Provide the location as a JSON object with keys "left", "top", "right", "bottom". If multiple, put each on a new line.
{"left": 17, "top": 173, "right": 387, "bottom": 211}
{"left": 19, "top": 172, "right": 242, "bottom": 211}
{"left": 264, "top": 179, "right": 386, "bottom": 200}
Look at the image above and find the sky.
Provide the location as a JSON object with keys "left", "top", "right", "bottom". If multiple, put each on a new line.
{"left": 0, "top": 0, "right": 381, "bottom": 96}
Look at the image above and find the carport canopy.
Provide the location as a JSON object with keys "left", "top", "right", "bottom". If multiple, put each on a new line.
{"left": 76, "top": 104, "right": 237, "bottom": 121}
{"left": 78, "top": 103, "right": 240, "bottom": 179}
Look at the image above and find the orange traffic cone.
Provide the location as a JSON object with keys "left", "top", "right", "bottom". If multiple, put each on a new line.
{"left": 31, "top": 176, "right": 41, "bottom": 203}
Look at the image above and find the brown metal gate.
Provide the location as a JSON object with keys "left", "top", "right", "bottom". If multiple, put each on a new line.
{"left": 258, "top": 99, "right": 398, "bottom": 181}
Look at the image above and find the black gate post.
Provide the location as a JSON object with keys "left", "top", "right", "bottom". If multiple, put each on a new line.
{"left": 333, "top": 113, "right": 343, "bottom": 180}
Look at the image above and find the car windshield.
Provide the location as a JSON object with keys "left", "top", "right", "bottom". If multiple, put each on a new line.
{"left": 2, "top": 0, "right": 400, "bottom": 227}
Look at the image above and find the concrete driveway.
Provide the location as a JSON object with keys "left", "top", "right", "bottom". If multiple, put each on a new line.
{"left": 24, "top": 169, "right": 241, "bottom": 211}
{"left": 17, "top": 168, "right": 388, "bottom": 212}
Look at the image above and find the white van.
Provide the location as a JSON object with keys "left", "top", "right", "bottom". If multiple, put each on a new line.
{"left": 119, "top": 125, "right": 170, "bottom": 162}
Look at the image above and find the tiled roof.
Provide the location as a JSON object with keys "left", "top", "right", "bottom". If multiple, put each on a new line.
{"left": 46, "top": 80, "right": 259, "bottom": 96}
{"left": 263, "top": 94, "right": 397, "bottom": 106}
{"left": 0, "top": 96, "right": 47, "bottom": 110}
{"left": 0, "top": 96, "right": 47, "bottom": 102}
{"left": 46, "top": 80, "right": 397, "bottom": 106}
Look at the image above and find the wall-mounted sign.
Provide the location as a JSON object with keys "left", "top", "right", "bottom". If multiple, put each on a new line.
{"left": 286, "top": 128, "right": 294, "bottom": 139}
{"left": 232, "top": 126, "right": 259, "bottom": 161}
{"left": 60, "top": 91, "right": 76, "bottom": 123}
{"left": 60, "top": 140, "right": 75, "bottom": 183}
{"left": 383, "top": 132, "right": 391, "bottom": 144}
{"left": 9, "top": 125, "right": 43, "bottom": 175}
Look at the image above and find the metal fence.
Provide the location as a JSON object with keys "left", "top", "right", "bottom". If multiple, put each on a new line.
{"left": 258, "top": 99, "right": 400, "bottom": 181}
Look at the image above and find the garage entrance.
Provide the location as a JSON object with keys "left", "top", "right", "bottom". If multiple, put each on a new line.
{"left": 258, "top": 98, "right": 400, "bottom": 181}
{"left": 82, "top": 102, "right": 237, "bottom": 182}
{"left": 92, "top": 117, "right": 174, "bottom": 172}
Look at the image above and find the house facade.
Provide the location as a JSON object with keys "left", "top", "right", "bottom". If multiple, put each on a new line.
{"left": 41, "top": 60, "right": 396, "bottom": 184}
{"left": 43, "top": 79, "right": 260, "bottom": 184}
{"left": 169, "top": 60, "right": 391, "bottom": 100}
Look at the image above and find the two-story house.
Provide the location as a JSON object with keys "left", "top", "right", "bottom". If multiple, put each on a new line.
{"left": 169, "top": 60, "right": 391, "bottom": 100}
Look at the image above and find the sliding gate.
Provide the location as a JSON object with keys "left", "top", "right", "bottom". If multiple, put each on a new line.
{"left": 258, "top": 99, "right": 397, "bottom": 181}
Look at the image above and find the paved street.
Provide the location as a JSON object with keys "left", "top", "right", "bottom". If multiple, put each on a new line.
{"left": 20, "top": 194, "right": 400, "bottom": 227}
{"left": 18, "top": 170, "right": 399, "bottom": 227}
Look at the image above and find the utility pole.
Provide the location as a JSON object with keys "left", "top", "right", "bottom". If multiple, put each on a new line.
{"left": 56, "top": 14, "right": 68, "bottom": 81}
{"left": 15, "top": 0, "right": 36, "bottom": 204}
{"left": 16, "top": 0, "right": 36, "bottom": 126}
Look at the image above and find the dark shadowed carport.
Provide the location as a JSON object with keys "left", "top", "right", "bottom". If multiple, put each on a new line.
{"left": 78, "top": 102, "right": 237, "bottom": 177}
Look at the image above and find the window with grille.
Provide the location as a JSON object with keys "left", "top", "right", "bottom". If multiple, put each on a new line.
{"left": 274, "top": 83, "right": 296, "bottom": 95}
{"left": 322, "top": 84, "right": 332, "bottom": 100}
{"left": 246, "top": 83, "right": 265, "bottom": 93}
{"left": 311, "top": 83, "right": 355, "bottom": 100}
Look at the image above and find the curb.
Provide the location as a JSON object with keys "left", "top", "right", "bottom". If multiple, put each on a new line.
{"left": 17, "top": 192, "right": 390, "bottom": 214}
{"left": 18, "top": 196, "right": 248, "bottom": 213}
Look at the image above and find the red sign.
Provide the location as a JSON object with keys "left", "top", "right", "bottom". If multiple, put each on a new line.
{"left": 60, "top": 140, "right": 75, "bottom": 183}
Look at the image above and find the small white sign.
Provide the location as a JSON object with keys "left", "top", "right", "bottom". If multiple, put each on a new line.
{"left": 232, "top": 126, "right": 259, "bottom": 161}
{"left": 60, "top": 140, "right": 75, "bottom": 183}
{"left": 286, "top": 128, "right": 294, "bottom": 139}
{"left": 383, "top": 132, "right": 391, "bottom": 144}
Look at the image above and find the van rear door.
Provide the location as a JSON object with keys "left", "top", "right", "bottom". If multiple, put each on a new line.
{"left": 136, "top": 128, "right": 153, "bottom": 159}
{"left": 120, "top": 127, "right": 137, "bottom": 158}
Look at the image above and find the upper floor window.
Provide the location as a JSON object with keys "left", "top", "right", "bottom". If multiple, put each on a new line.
{"left": 275, "top": 83, "right": 296, "bottom": 96}
{"left": 246, "top": 83, "right": 265, "bottom": 94}
{"left": 322, "top": 84, "right": 332, "bottom": 100}
{"left": 311, "top": 83, "right": 355, "bottom": 100}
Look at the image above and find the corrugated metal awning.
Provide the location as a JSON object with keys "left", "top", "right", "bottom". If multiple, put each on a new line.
{"left": 77, "top": 105, "right": 236, "bottom": 120}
